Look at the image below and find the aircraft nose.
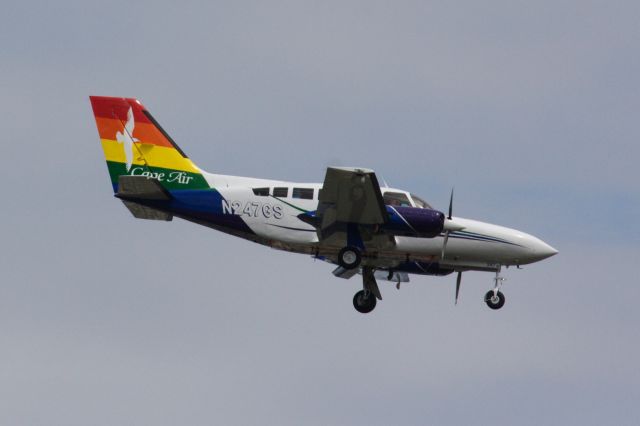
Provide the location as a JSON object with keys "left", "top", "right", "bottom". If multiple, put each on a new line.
{"left": 529, "top": 238, "right": 558, "bottom": 261}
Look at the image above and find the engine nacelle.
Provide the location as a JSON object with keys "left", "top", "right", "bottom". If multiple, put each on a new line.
{"left": 384, "top": 206, "right": 445, "bottom": 238}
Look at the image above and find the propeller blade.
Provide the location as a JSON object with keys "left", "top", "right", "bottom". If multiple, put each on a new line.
{"left": 441, "top": 231, "right": 450, "bottom": 260}
{"left": 442, "top": 188, "right": 455, "bottom": 259}
{"left": 455, "top": 271, "right": 462, "bottom": 305}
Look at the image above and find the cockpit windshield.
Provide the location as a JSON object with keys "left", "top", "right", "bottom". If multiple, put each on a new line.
{"left": 410, "top": 193, "right": 432, "bottom": 209}
{"left": 383, "top": 191, "right": 412, "bottom": 207}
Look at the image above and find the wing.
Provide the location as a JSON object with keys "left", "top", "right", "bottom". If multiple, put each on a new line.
{"left": 316, "top": 167, "right": 388, "bottom": 230}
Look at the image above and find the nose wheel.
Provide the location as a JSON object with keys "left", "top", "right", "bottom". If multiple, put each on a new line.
{"left": 484, "top": 268, "right": 506, "bottom": 310}
{"left": 484, "top": 290, "right": 505, "bottom": 310}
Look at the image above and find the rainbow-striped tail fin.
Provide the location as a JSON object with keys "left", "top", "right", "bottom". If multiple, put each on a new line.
{"left": 89, "top": 96, "right": 210, "bottom": 192}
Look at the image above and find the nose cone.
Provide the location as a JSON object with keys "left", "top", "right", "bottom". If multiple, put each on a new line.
{"left": 529, "top": 238, "right": 558, "bottom": 262}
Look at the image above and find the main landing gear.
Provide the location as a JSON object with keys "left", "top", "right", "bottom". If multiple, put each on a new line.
{"left": 484, "top": 269, "right": 506, "bottom": 310}
{"left": 338, "top": 246, "right": 362, "bottom": 270}
{"left": 352, "top": 266, "right": 382, "bottom": 314}
{"left": 353, "top": 290, "right": 376, "bottom": 313}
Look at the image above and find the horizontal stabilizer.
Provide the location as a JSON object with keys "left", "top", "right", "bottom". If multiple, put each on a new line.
{"left": 117, "top": 176, "right": 172, "bottom": 220}
{"left": 117, "top": 175, "right": 171, "bottom": 200}
{"left": 121, "top": 200, "right": 173, "bottom": 221}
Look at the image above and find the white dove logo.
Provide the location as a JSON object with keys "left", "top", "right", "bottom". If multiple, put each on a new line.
{"left": 115, "top": 106, "right": 139, "bottom": 172}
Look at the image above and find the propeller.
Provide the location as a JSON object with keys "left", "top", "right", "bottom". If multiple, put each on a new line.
{"left": 441, "top": 188, "right": 454, "bottom": 260}
{"left": 455, "top": 271, "right": 462, "bottom": 305}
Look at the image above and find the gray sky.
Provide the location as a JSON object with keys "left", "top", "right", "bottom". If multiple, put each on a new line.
{"left": 1, "top": 1, "right": 639, "bottom": 425}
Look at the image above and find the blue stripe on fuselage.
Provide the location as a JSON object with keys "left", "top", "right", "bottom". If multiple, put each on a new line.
{"left": 169, "top": 189, "right": 254, "bottom": 234}
{"left": 123, "top": 188, "right": 255, "bottom": 235}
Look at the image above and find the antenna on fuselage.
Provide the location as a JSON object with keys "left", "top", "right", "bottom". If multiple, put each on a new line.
{"left": 380, "top": 175, "right": 390, "bottom": 188}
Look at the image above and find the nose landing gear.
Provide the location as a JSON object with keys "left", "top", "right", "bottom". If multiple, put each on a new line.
{"left": 485, "top": 269, "right": 506, "bottom": 310}
{"left": 485, "top": 290, "right": 506, "bottom": 310}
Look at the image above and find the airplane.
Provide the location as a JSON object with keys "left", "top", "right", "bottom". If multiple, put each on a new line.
{"left": 90, "top": 96, "right": 558, "bottom": 314}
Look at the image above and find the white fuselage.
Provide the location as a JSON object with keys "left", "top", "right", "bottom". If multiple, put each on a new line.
{"left": 198, "top": 171, "right": 557, "bottom": 272}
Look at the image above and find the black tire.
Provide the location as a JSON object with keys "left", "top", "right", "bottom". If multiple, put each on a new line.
{"left": 353, "top": 290, "right": 376, "bottom": 314}
{"left": 484, "top": 290, "right": 506, "bottom": 310}
{"left": 338, "top": 246, "right": 361, "bottom": 270}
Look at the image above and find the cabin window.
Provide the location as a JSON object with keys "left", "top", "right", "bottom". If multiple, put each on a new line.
{"left": 252, "top": 187, "right": 269, "bottom": 196}
{"left": 292, "top": 188, "right": 314, "bottom": 200}
{"left": 273, "top": 187, "right": 288, "bottom": 198}
{"left": 383, "top": 191, "right": 411, "bottom": 207}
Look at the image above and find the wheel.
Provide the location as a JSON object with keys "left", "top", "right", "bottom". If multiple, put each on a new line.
{"left": 353, "top": 290, "right": 376, "bottom": 314}
{"left": 338, "top": 246, "right": 361, "bottom": 270}
{"left": 484, "top": 290, "right": 506, "bottom": 310}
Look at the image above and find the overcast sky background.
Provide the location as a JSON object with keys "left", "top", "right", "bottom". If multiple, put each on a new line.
{"left": 1, "top": 1, "right": 639, "bottom": 425}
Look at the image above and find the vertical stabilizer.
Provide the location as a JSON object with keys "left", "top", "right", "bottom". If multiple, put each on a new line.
{"left": 89, "top": 96, "right": 210, "bottom": 192}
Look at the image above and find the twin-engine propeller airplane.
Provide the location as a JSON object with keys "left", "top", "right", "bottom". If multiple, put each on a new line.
{"left": 90, "top": 96, "right": 558, "bottom": 313}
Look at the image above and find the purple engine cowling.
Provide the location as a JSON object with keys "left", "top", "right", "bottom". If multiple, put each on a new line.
{"left": 386, "top": 206, "right": 445, "bottom": 238}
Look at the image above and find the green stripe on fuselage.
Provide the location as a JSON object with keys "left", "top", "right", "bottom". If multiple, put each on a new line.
{"left": 270, "top": 195, "right": 309, "bottom": 213}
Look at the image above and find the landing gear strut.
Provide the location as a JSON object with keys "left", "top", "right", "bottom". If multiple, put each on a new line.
{"left": 352, "top": 266, "right": 382, "bottom": 314}
{"left": 484, "top": 268, "right": 506, "bottom": 310}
